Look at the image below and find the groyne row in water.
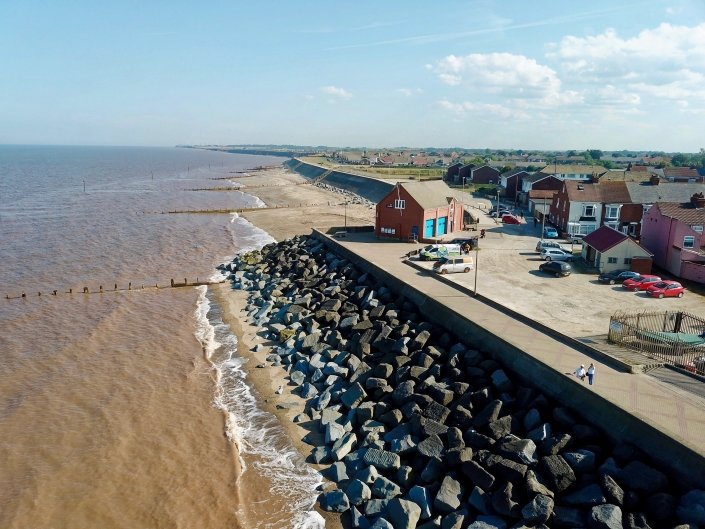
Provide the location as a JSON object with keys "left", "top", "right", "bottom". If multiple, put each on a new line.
{"left": 4, "top": 278, "right": 224, "bottom": 300}
{"left": 218, "top": 233, "right": 705, "bottom": 529}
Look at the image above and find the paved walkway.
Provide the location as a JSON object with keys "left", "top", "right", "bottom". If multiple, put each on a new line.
{"left": 331, "top": 232, "right": 705, "bottom": 460}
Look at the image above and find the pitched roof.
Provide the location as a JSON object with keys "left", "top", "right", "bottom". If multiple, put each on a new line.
{"left": 598, "top": 170, "right": 649, "bottom": 183}
{"left": 563, "top": 180, "right": 630, "bottom": 203}
{"left": 528, "top": 189, "right": 558, "bottom": 199}
{"left": 502, "top": 168, "right": 531, "bottom": 177}
{"left": 626, "top": 182, "right": 705, "bottom": 204}
{"left": 541, "top": 164, "right": 605, "bottom": 175}
{"left": 664, "top": 167, "right": 700, "bottom": 178}
{"left": 583, "top": 226, "right": 629, "bottom": 252}
{"left": 399, "top": 181, "right": 455, "bottom": 210}
{"left": 523, "top": 172, "right": 557, "bottom": 183}
{"left": 655, "top": 202, "right": 705, "bottom": 225}
{"left": 583, "top": 226, "right": 653, "bottom": 255}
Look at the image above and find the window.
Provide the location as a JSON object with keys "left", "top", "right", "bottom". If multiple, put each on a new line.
{"left": 643, "top": 204, "right": 652, "bottom": 215}
{"left": 608, "top": 257, "right": 618, "bottom": 264}
{"left": 693, "top": 225, "right": 703, "bottom": 234}
{"left": 394, "top": 199, "right": 405, "bottom": 209}
{"left": 380, "top": 227, "right": 396, "bottom": 235}
{"left": 624, "top": 258, "right": 632, "bottom": 265}
{"left": 605, "top": 205, "right": 619, "bottom": 219}
{"left": 684, "top": 236, "right": 695, "bottom": 249}
{"left": 583, "top": 204, "right": 595, "bottom": 217}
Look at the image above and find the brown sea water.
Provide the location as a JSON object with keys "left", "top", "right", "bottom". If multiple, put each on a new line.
{"left": 0, "top": 146, "right": 322, "bottom": 529}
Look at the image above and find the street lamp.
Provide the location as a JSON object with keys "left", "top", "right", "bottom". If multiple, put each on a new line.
{"left": 473, "top": 237, "right": 480, "bottom": 296}
{"left": 463, "top": 177, "right": 466, "bottom": 192}
{"left": 344, "top": 200, "right": 348, "bottom": 232}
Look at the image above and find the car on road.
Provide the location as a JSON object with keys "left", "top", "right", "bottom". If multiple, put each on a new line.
{"left": 543, "top": 226, "right": 559, "bottom": 239}
{"left": 539, "top": 261, "right": 572, "bottom": 277}
{"left": 622, "top": 274, "right": 662, "bottom": 291}
{"left": 540, "top": 248, "right": 574, "bottom": 261}
{"left": 646, "top": 280, "right": 685, "bottom": 298}
{"left": 598, "top": 270, "right": 642, "bottom": 284}
{"left": 501, "top": 214, "right": 521, "bottom": 224}
{"left": 490, "top": 210, "right": 512, "bottom": 218}
{"left": 536, "top": 240, "right": 569, "bottom": 253}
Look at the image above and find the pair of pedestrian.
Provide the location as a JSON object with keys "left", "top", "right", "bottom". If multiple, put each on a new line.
{"left": 575, "top": 363, "right": 596, "bottom": 385}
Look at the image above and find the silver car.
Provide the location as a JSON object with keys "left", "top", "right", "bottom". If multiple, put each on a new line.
{"left": 540, "top": 248, "right": 574, "bottom": 262}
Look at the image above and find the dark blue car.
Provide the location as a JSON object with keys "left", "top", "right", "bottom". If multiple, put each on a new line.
{"left": 598, "top": 269, "right": 641, "bottom": 284}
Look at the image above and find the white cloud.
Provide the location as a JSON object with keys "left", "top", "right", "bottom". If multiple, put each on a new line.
{"left": 320, "top": 85, "right": 353, "bottom": 99}
{"left": 437, "top": 99, "right": 529, "bottom": 120}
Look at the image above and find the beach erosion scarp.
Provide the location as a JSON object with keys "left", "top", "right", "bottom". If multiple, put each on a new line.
{"left": 217, "top": 234, "right": 705, "bottom": 529}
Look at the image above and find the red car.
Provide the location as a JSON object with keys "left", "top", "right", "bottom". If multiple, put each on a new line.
{"left": 647, "top": 280, "right": 685, "bottom": 298}
{"left": 622, "top": 274, "right": 661, "bottom": 291}
{"left": 501, "top": 214, "right": 521, "bottom": 224}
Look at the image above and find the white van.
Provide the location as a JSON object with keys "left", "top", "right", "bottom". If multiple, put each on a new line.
{"left": 433, "top": 256, "right": 475, "bottom": 274}
{"left": 419, "top": 243, "right": 462, "bottom": 261}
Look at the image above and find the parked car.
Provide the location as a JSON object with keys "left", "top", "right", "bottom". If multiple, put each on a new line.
{"left": 543, "top": 226, "right": 559, "bottom": 239}
{"left": 501, "top": 214, "right": 521, "bottom": 224}
{"left": 450, "top": 237, "right": 479, "bottom": 247}
{"left": 540, "top": 248, "right": 574, "bottom": 262}
{"left": 490, "top": 210, "right": 512, "bottom": 218}
{"left": 598, "top": 270, "right": 642, "bottom": 284}
{"left": 433, "top": 256, "right": 475, "bottom": 274}
{"left": 539, "top": 261, "right": 572, "bottom": 277}
{"left": 646, "top": 280, "right": 685, "bottom": 298}
{"left": 622, "top": 274, "right": 662, "bottom": 291}
{"left": 536, "top": 240, "right": 570, "bottom": 253}
{"left": 419, "top": 243, "right": 462, "bottom": 261}
{"left": 568, "top": 233, "right": 585, "bottom": 244}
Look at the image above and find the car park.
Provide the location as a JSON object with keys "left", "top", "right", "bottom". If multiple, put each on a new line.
{"left": 646, "top": 280, "right": 685, "bottom": 298}
{"left": 433, "top": 256, "right": 475, "bottom": 274}
{"left": 536, "top": 240, "right": 569, "bottom": 253}
{"left": 622, "top": 274, "right": 662, "bottom": 291}
{"left": 501, "top": 214, "right": 521, "bottom": 224}
{"left": 539, "top": 261, "right": 572, "bottom": 277}
{"left": 540, "top": 248, "right": 574, "bottom": 261}
{"left": 543, "top": 226, "right": 559, "bottom": 239}
{"left": 597, "top": 270, "right": 642, "bottom": 284}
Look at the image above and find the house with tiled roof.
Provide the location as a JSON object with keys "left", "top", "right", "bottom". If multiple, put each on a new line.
{"left": 500, "top": 169, "right": 530, "bottom": 202}
{"left": 640, "top": 194, "right": 705, "bottom": 283}
{"left": 539, "top": 164, "right": 605, "bottom": 181}
{"left": 550, "top": 181, "right": 631, "bottom": 239}
{"left": 375, "top": 181, "right": 464, "bottom": 242}
{"left": 446, "top": 162, "right": 462, "bottom": 182}
{"left": 625, "top": 181, "right": 705, "bottom": 238}
{"left": 470, "top": 165, "right": 501, "bottom": 185}
{"left": 519, "top": 173, "right": 563, "bottom": 204}
{"left": 663, "top": 167, "right": 704, "bottom": 183}
{"left": 581, "top": 226, "right": 653, "bottom": 274}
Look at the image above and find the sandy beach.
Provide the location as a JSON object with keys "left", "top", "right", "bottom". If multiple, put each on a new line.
{"left": 214, "top": 166, "right": 375, "bottom": 528}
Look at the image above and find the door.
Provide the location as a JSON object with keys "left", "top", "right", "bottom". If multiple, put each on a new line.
{"left": 411, "top": 225, "right": 418, "bottom": 241}
{"left": 424, "top": 219, "right": 435, "bottom": 238}
{"left": 437, "top": 216, "right": 447, "bottom": 235}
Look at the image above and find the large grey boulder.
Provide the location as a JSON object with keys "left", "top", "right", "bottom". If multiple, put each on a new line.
{"left": 539, "top": 455, "right": 576, "bottom": 492}
{"left": 677, "top": 489, "right": 705, "bottom": 526}
{"left": 601, "top": 473, "right": 624, "bottom": 506}
{"left": 341, "top": 382, "right": 368, "bottom": 409}
{"left": 461, "top": 460, "right": 495, "bottom": 491}
{"left": 496, "top": 437, "right": 537, "bottom": 465}
{"left": 408, "top": 485, "right": 432, "bottom": 520}
{"left": 562, "top": 483, "right": 607, "bottom": 506}
{"left": 320, "top": 489, "right": 350, "bottom": 512}
{"left": 331, "top": 432, "right": 357, "bottom": 461}
{"left": 434, "top": 475, "right": 463, "bottom": 514}
{"left": 347, "top": 479, "right": 372, "bottom": 506}
{"left": 521, "top": 493, "right": 554, "bottom": 524}
{"left": 466, "top": 515, "right": 508, "bottom": 529}
{"left": 563, "top": 449, "right": 596, "bottom": 473}
{"left": 588, "top": 504, "right": 623, "bottom": 529}
{"left": 387, "top": 498, "right": 422, "bottom": 529}
{"left": 369, "top": 518, "right": 394, "bottom": 529}
{"left": 372, "top": 476, "right": 402, "bottom": 499}
{"left": 417, "top": 434, "right": 444, "bottom": 459}
{"left": 617, "top": 460, "right": 668, "bottom": 495}
{"left": 364, "top": 448, "right": 401, "bottom": 471}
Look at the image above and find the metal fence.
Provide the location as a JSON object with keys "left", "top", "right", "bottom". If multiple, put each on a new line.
{"left": 608, "top": 310, "right": 705, "bottom": 375}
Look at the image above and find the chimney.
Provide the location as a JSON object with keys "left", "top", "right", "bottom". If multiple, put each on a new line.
{"left": 650, "top": 175, "right": 660, "bottom": 186}
{"left": 691, "top": 192, "right": 705, "bottom": 208}
{"left": 591, "top": 171, "right": 601, "bottom": 184}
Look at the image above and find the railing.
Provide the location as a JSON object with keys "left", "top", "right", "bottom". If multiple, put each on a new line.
{"left": 608, "top": 310, "right": 705, "bottom": 375}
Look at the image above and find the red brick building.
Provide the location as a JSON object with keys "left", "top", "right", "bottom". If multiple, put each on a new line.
{"left": 375, "top": 181, "right": 463, "bottom": 242}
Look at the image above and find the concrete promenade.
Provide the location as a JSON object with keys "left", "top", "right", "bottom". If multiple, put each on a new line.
{"left": 321, "top": 231, "right": 705, "bottom": 487}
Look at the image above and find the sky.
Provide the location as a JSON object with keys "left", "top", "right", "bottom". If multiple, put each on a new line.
{"left": 1, "top": 0, "right": 705, "bottom": 152}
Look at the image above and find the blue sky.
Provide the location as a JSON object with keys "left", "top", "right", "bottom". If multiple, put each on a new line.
{"left": 2, "top": 0, "right": 705, "bottom": 151}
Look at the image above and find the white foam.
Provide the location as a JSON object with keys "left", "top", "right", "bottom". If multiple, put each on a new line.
{"left": 193, "top": 286, "right": 324, "bottom": 528}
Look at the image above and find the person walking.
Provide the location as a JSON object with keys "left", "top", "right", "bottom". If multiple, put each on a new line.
{"left": 575, "top": 364, "right": 586, "bottom": 382}
{"left": 587, "top": 363, "right": 595, "bottom": 385}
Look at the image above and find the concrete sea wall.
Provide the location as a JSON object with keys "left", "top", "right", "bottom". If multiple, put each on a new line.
{"left": 285, "top": 158, "right": 395, "bottom": 204}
